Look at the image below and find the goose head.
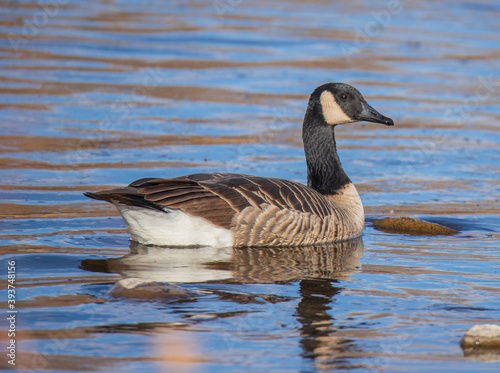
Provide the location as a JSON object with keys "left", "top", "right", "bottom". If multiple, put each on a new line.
{"left": 310, "top": 82, "right": 394, "bottom": 127}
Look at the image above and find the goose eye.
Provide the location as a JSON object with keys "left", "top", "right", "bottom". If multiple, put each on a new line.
{"left": 340, "top": 93, "right": 348, "bottom": 100}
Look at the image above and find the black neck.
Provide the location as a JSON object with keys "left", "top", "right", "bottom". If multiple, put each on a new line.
{"left": 302, "top": 105, "right": 351, "bottom": 195}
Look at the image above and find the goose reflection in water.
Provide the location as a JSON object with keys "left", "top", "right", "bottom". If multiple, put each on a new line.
{"left": 83, "top": 237, "right": 364, "bottom": 284}
{"left": 80, "top": 237, "right": 364, "bottom": 370}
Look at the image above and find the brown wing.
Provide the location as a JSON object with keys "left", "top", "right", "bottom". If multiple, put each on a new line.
{"left": 85, "top": 173, "right": 334, "bottom": 230}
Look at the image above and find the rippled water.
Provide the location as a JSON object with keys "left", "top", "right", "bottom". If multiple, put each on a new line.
{"left": 1, "top": 0, "right": 500, "bottom": 372}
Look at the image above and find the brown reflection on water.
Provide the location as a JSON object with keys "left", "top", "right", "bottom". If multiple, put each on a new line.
{"left": 0, "top": 158, "right": 218, "bottom": 171}
{"left": 3, "top": 49, "right": 391, "bottom": 72}
{"left": 1, "top": 133, "right": 282, "bottom": 154}
{"left": 0, "top": 201, "right": 115, "bottom": 219}
{"left": 18, "top": 294, "right": 104, "bottom": 309}
{"left": 231, "top": 238, "right": 363, "bottom": 283}
{"left": 366, "top": 201, "right": 500, "bottom": 217}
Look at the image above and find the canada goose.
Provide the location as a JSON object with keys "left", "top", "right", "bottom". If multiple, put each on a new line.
{"left": 85, "top": 83, "right": 393, "bottom": 247}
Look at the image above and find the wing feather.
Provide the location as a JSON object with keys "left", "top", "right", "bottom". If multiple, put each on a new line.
{"left": 87, "top": 173, "right": 336, "bottom": 231}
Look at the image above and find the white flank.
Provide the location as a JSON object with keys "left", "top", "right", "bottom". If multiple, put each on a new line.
{"left": 114, "top": 204, "right": 234, "bottom": 247}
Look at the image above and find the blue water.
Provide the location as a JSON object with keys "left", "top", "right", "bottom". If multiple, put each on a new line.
{"left": 1, "top": 0, "right": 500, "bottom": 372}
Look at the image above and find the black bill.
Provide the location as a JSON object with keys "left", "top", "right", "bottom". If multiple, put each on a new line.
{"left": 358, "top": 101, "right": 394, "bottom": 126}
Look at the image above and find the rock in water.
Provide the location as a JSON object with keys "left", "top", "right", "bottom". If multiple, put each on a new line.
{"left": 461, "top": 324, "right": 500, "bottom": 362}
{"left": 372, "top": 217, "right": 458, "bottom": 235}
{"left": 106, "top": 277, "right": 195, "bottom": 301}
{"left": 461, "top": 324, "right": 500, "bottom": 349}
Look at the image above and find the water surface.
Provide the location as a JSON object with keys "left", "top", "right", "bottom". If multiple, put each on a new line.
{"left": 1, "top": 0, "right": 500, "bottom": 372}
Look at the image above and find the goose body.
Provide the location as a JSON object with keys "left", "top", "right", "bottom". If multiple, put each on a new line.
{"left": 85, "top": 83, "right": 393, "bottom": 247}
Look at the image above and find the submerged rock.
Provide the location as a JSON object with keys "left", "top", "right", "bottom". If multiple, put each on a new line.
{"left": 106, "top": 277, "right": 196, "bottom": 301}
{"left": 371, "top": 217, "right": 458, "bottom": 236}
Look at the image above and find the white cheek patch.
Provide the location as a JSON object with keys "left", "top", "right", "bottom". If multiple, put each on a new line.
{"left": 320, "top": 91, "right": 353, "bottom": 125}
